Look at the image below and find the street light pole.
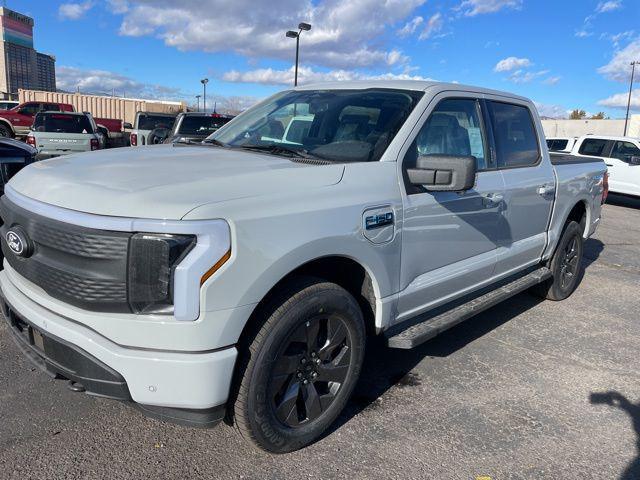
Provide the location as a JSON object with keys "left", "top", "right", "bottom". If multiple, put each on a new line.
{"left": 195, "top": 95, "right": 201, "bottom": 112}
{"left": 201, "top": 78, "right": 209, "bottom": 112}
{"left": 286, "top": 23, "right": 311, "bottom": 87}
{"left": 624, "top": 61, "right": 638, "bottom": 137}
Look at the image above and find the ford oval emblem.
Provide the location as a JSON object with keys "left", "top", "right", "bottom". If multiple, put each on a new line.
{"left": 5, "top": 226, "right": 32, "bottom": 258}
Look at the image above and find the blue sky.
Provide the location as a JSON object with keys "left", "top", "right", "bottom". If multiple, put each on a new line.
{"left": 17, "top": 0, "right": 640, "bottom": 117}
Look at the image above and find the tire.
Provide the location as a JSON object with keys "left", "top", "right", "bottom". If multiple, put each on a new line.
{"left": 231, "top": 276, "right": 366, "bottom": 453}
{"left": 0, "top": 124, "right": 12, "bottom": 138}
{"left": 534, "top": 220, "right": 584, "bottom": 301}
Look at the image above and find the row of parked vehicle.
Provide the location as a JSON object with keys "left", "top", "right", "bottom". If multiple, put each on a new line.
{"left": 546, "top": 135, "right": 640, "bottom": 197}
{"left": 0, "top": 100, "right": 234, "bottom": 159}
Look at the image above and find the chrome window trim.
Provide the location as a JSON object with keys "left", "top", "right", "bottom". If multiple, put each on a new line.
{"left": 4, "top": 185, "right": 230, "bottom": 322}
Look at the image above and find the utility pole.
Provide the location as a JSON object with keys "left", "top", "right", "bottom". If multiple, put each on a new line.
{"left": 201, "top": 78, "right": 209, "bottom": 112}
{"left": 286, "top": 23, "right": 312, "bottom": 87}
{"left": 624, "top": 61, "right": 638, "bottom": 137}
{"left": 195, "top": 95, "right": 201, "bottom": 112}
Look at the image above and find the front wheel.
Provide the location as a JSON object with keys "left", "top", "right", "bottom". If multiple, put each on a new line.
{"left": 534, "top": 220, "right": 584, "bottom": 300}
{"left": 0, "top": 124, "right": 12, "bottom": 138}
{"left": 232, "top": 277, "right": 366, "bottom": 453}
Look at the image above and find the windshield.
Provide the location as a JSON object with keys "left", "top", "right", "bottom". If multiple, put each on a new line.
{"left": 207, "top": 89, "right": 423, "bottom": 162}
{"left": 177, "top": 115, "right": 231, "bottom": 136}
{"left": 138, "top": 114, "right": 176, "bottom": 131}
{"left": 33, "top": 113, "right": 94, "bottom": 134}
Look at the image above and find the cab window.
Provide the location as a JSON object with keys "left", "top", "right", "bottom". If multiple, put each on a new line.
{"left": 488, "top": 101, "right": 540, "bottom": 168}
{"left": 411, "top": 98, "right": 488, "bottom": 170}
{"left": 610, "top": 141, "right": 640, "bottom": 162}
{"left": 578, "top": 138, "right": 610, "bottom": 157}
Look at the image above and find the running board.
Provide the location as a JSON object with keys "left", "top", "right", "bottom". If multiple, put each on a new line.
{"left": 386, "top": 267, "right": 552, "bottom": 349}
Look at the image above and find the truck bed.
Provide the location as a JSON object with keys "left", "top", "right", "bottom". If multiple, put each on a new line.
{"left": 549, "top": 152, "right": 601, "bottom": 165}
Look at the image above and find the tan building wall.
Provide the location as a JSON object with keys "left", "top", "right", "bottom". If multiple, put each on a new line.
{"left": 542, "top": 115, "right": 640, "bottom": 138}
{"left": 18, "top": 89, "right": 187, "bottom": 126}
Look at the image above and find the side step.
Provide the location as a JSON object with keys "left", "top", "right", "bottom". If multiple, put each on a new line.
{"left": 386, "top": 267, "right": 552, "bottom": 349}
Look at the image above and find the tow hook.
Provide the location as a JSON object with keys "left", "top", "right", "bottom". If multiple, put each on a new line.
{"left": 67, "top": 381, "right": 86, "bottom": 393}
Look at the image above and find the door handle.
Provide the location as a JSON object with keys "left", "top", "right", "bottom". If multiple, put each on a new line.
{"left": 482, "top": 192, "right": 504, "bottom": 207}
{"left": 605, "top": 163, "right": 613, "bottom": 167}
{"left": 537, "top": 184, "right": 555, "bottom": 197}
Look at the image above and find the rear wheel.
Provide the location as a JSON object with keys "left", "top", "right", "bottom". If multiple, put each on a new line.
{"left": 232, "top": 277, "right": 365, "bottom": 453}
{"left": 534, "top": 220, "right": 584, "bottom": 300}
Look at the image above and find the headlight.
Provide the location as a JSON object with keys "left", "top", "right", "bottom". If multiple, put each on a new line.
{"left": 128, "top": 233, "right": 196, "bottom": 314}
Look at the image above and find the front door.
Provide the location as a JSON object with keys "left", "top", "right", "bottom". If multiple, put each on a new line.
{"left": 607, "top": 140, "right": 640, "bottom": 197}
{"left": 396, "top": 94, "right": 506, "bottom": 324}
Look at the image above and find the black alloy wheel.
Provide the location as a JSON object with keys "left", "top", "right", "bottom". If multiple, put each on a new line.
{"left": 231, "top": 277, "right": 366, "bottom": 453}
{"left": 270, "top": 314, "right": 351, "bottom": 427}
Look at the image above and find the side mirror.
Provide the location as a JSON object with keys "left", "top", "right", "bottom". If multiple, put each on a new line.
{"left": 630, "top": 156, "right": 640, "bottom": 166}
{"left": 407, "top": 155, "right": 477, "bottom": 191}
{"left": 123, "top": 122, "right": 133, "bottom": 130}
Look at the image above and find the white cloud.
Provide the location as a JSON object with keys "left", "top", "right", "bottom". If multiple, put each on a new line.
{"left": 456, "top": 0, "right": 522, "bottom": 16}
{"left": 598, "top": 37, "right": 640, "bottom": 82}
{"left": 575, "top": 29, "right": 592, "bottom": 38}
{"left": 543, "top": 76, "right": 561, "bottom": 85}
{"left": 508, "top": 69, "right": 549, "bottom": 84}
{"left": 222, "top": 65, "right": 435, "bottom": 86}
{"left": 603, "top": 30, "right": 635, "bottom": 47}
{"left": 419, "top": 13, "right": 444, "bottom": 40}
{"left": 596, "top": 1, "right": 622, "bottom": 13}
{"left": 398, "top": 16, "right": 423, "bottom": 37}
{"left": 106, "top": 0, "right": 129, "bottom": 14}
{"left": 113, "top": 0, "right": 425, "bottom": 70}
{"left": 56, "top": 66, "right": 183, "bottom": 100}
{"left": 58, "top": 1, "right": 93, "bottom": 20}
{"left": 597, "top": 89, "right": 640, "bottom": 110}
{"left": 534, "top": 102, "right": 568, "bottom": 119}
{"left": 494, "top": 56, "right": 532, "bottom": 72}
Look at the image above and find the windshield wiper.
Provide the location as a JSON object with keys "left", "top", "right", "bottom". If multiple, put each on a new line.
{"left": 238, "top": 144, "right": 320, "bottom": 160}
{"left": 202, "top": 138, "right": 228, "bottom": 147}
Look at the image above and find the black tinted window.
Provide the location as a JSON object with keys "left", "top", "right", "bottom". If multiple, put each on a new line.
{"left": 138, "top": 114, "right": 176, "bottom": 130}
{"left": 578, "top": 138, "right": 609, "bottom": 157}
{"left": 489, "top": 102, "right": 539, "bottom": 168}
{"left": 177, "top": 116, "right": 231, "bottom": 135}
{"left": 34, "top": 113, "right": 94, "bottom": 133}
{"left": 547, "top": 139, "right": 568, "bottom": 151}
{"left": 610, "top": 141, "right": 640, "bottom": 162}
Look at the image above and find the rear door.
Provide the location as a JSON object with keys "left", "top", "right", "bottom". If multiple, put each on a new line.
{"left": 606, "top": 140, "right": 640, "bottom": 196}
{"left": 396, "top": 93, "right": 506, "bottom": 323}
{"left": 486, "top": 99, "right": 555, "bottom": 276}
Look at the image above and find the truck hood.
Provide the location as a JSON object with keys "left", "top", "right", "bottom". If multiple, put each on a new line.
{"left": 8, "top": 144, "right": 345, "bottom": 220}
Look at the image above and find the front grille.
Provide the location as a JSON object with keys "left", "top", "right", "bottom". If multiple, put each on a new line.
{"left": 0, "top": 196, "right": 132, "bottom": 312}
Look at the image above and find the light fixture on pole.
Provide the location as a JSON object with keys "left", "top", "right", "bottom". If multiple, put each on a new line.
{"left": 624, "top": 61, "right": 638, "bottom": 137}
{"left": 286, "top": 22, "right": 311, "bottom": 87}
{"left": 195, "top": 94, "right": 201, "bottom": 112}
{"left": 201, "top": 78, "right": 209, "bottom": 112}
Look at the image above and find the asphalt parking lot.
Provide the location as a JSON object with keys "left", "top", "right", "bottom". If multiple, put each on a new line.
{"left": 1, "top": 194, "right": 639, "bottom": 480}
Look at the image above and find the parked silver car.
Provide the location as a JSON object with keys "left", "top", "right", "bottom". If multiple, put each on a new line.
{"left": 26, "top": 111, "right": 105, "bottom": 159}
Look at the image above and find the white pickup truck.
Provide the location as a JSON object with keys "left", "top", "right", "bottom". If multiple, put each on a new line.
{"left": 570, "top": 135, "right": 640, "bottom": 197}
{"left": 0, "top": 81, "right": 607, "bottom": 453}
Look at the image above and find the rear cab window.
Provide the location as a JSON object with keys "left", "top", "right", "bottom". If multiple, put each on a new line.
{"left": 137, "top": 114, "right": 176, "bottom": 130}
{"left": 487, "top": 101, "right": 540, "bottom": 168}
{"left": 34, "top": 113, "right": 94, "bottom": 134}
{"left": 547, "top": 139, "right": 568, "bottom": 151}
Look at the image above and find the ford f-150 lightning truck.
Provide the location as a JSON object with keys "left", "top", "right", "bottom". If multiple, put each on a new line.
{"left": 0, "top": 81, "right": 607, "bottom": 453}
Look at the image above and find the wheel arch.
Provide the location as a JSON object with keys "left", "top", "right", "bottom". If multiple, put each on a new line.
{"left": 237, "top": 255, "right": 381, "bottom": 347}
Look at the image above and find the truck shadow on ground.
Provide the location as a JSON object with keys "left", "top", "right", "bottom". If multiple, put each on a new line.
{"left": 607, "top": 194, "right": 640, "bottom": 210}
{"left": 330, "top": 246, "right": 605, "bottom": 437}
{"left": 330, "top": 291, "right": 544, "bottom": 434}
{"left": 590, "top": 391, "right": 640, "bottom": 480}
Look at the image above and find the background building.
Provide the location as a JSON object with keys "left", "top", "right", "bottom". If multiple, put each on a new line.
{"left": 0, "top": 7, "right": 55, "bottom": 99}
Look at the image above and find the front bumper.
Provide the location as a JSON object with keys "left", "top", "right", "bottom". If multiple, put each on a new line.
{"left": 0, "top": 269, "right": 238, "bottom": 427}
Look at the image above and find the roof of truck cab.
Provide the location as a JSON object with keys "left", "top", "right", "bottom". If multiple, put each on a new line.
{"left": 577, "top": 134, "right": 640, "bottom": 142}
{"left": 295, "top": 80, "right": 532, "bottom": 102}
